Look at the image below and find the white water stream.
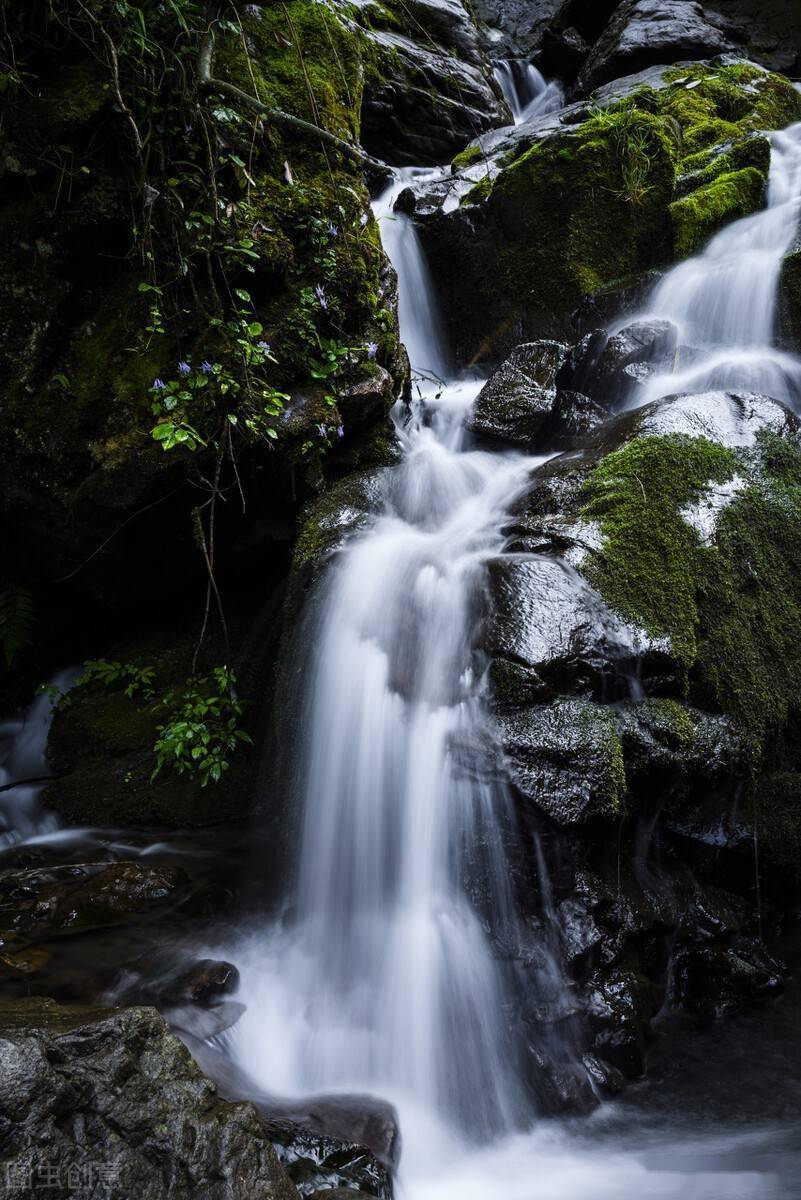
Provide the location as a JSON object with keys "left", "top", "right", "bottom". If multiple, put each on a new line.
{"left": 631, "top": 122, "right": 801, "bottom": 406}
{"left": 493, "top": 60, "right": 564, "bottom": 124}
{"left": 225, "top": 133, "right": 801, "bottom": 1196}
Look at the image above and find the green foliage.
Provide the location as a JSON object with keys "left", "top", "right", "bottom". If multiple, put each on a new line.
{"left": 152, "top": 666, "right": 252, "bottom": 786}
{"left": 585, "top": 104, "right": 664, "bottom": 206}
{"left": 75, "top": 659, "right": 157, "bottom": 699}
{"left": 0, "top": 588, "right": 35, "bottom": 666}
{"left": 61, "top": 658, "right": 250, "bottom": 786}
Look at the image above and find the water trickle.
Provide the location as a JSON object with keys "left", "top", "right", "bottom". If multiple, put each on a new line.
{"left": 493, "top": 60, "right": 564, "bottom": 125}
{"left": 631, "top": 122, "right": 801, "bottom": 406}
{"left": 0, "top": 669, "right": 76, "bottom": 849}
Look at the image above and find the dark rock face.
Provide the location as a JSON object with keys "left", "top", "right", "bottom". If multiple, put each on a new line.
{"left": 0, "top": 998, "right": 300, "bottom": 1200}
{"left": 576, "top": 1, "right": 741, "bottom": 93}
{"left": 467, "top": 340, "right": 567, "bottom": 446}
{"left": 470, "top": 0, "right": 562, "bottom": 58}
{"left": 361, "top": 0, "right": 509, "bottom": 165}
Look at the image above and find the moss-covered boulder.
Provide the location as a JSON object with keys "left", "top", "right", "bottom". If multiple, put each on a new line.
{"left": 423, "top": 61, "right": 801, "bottom": 364}
{"left": 486, "top": 387, "right": 801, "bottom": 833}
{"left": 0, "top": 0, "right": 405, "bottom": 638}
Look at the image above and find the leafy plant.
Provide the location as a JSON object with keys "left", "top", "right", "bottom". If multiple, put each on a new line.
{"left": 152, "top": 666, "right": 252, "bottom": 786}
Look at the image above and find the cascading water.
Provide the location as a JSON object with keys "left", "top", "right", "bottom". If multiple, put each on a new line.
{"left": 493, "top": 60, "right": 563, "bottom": 124}
{"left": 630, "top": 122, "right": 801, "bottom": 406}
{"left": 226, "top": 117, "right": 801, "bottom": 1200}
{"left": 229, "top": 172, "right": 571, "bottom": 1142}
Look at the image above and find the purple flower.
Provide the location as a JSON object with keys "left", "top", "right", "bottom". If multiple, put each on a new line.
{"left": 314, "top": 284, "right": 328, "bottom": 311}
{"left": 317, "top": 423, "right": 327, "bottom": 437}
{"left": 257, "top": 340, "right": 271, "bottom": 353}
{"left": 177, "top": 360, "right": 191, "bottom": 376}
{"left": 366, "top": 341, "right": 378, "bottom": 360}
{"left": 359, "top": 212, "right": 369, "bottom": 227}
{"left": 337, "top": 424, "right": 345, "bottom": 439}
{"left": 200, "top": 360, "right": 214, "bottom": 374}
{"left": 328, "top": 222, "right": 339, "bottom": 238}
{"left": 151, "top": 378, "right": 166, "bottom": 391}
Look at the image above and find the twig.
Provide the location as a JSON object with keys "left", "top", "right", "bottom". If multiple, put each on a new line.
{"left": 196, "top": 28, "right": 391, "bottom": 178}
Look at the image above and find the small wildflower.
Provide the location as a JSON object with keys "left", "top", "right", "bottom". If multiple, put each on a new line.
{"left": 366, "top": 341, "right": 378, "bottom": 360}
{"left": 360, "top": 212, "right": 369, "bottom": 227}
{"left": 317, "top": 423, "right": 327, "bottom": 437}
{"left": 328, "top": 222, "right": 339, "bottom": 238}
{"left": 337, "top": 424, "right": 345, "bottom": 439}
{"left": 177, "top": 360, "right": 191, "bottom": 376}
{"left": 314, "top": 284, "right": 328, "bottom": 311}
{"left": 200, "top": 360, "right": 214, "bottom": 374}
{"left": 256, "top": 340, "right": 271, "bottom": 353}
{"left": 151, "top": 377, "right": 166, "bottom": 391}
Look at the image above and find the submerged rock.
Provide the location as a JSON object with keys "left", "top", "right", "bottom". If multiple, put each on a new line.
{"left": 0, "top": 998, "right": 300, "bottom": 1199}
{"left": 0, "top": 861, "right": 191, "bottom": 942}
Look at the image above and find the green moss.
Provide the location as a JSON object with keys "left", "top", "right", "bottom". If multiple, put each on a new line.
{"left": 583, "top": 431, "right": 801, "bottom": 756}
{"left": 694, "top": 436, "right": 801, "bottom": 748}
{"left": 485, "top": 105, "right": 677, "bottom": 331}
{"left": 462, "top": 174, "right": 493, "bottom": 205}
{"left": 451, "top": 144, "right": 484, "bottom": 172}
{"left": 670, "top": 166, "right": 766, "bottom": 258}
{"left": 581, "top": 435, "right": 736, "bottom": 669}
{"left": 779, "top": 247, "right": 801, "bottom": 351}
{"left": 679, "top": 134, "right": 771, "bottom": 191}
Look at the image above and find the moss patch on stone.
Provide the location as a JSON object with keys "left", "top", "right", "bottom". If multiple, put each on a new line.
{"left": 581, "top": 434, "right": 737, "bottom": 668}
{"left": 670, "top": 166, "right": 766, "bottom": 258}
{"left": 582, "top": 431, "right": 801, "bottom": 757}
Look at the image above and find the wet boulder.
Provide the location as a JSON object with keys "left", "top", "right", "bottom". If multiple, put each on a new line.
{"left": 614, "top": 699, "right": 750, "bottom": 803}
{"left": 576, "top": 1, "right": 740, "bottom": 93}
{"left": 558, "top": 320, "right": 679, "bottom": 408}
{"left": 495, "top": 698, "right": 627, "bottom": 826}
{"left": 484, "top": 554, "right": 674, "bottom": 700}
{"left": 543, "top": 390, "right": 609, "bottom": 448}
{"left": 361, "top": 4, "right": 509, "bottom": 165}
{"left": 0, "top": 997, "right": 300, "bottom": 1199}
{"left": 467, "top": 340, "right": 567, "bottom": 446}
{"left": 585, "top": 966, "right": 658, "bottom": 1077}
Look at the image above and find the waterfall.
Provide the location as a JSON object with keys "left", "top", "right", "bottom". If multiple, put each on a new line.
{"left": 228, "top": 175, "right": 584, "bottom": 1147}
{"left": 223, "top": 103, "right": 801, "bottom": 1200}
{"left": 631, "top": 122, "right": 801, "bottom": 406}
{"left": 493, "top": 60, "right": 564, "bottom": 125}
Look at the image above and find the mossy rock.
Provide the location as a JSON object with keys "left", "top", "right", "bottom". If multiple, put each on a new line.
{"left": 581, "top": 420, "right": 801, "bottom": 758}
{"left": 425, "top": 61, "right": 801, "bottom": 362}
{"left": 670, "top": 166, "right": 766, "bottom": 258}
{"left": 44, "top": 628, "right": 256, "bottom": 828}
{"left": 497, "top": 698, "right": 627, "bottom": 827}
